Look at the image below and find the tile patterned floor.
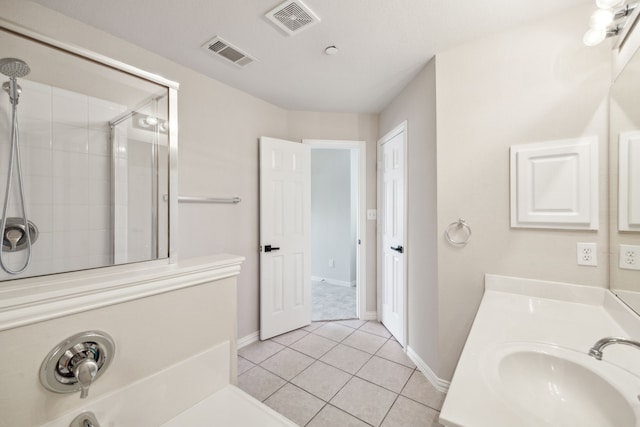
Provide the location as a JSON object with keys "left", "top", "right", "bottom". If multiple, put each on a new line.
{"left": 312, "top": 281, "right": 357, "bottom": 321}
{"left": 238, "top": 320, "right": 445, "bottom": 427}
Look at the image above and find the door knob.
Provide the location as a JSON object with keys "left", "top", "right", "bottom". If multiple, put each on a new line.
{"left": 390, "top": 245, "right": 404, "bottom": 253}
{"left": 265, "top": 245, "right": 280, "bottom": 252}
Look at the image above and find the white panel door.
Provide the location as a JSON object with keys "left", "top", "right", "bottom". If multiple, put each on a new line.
{"left": 259, "top": 137, "right": 311, "bottom": 340}
{"left": 381, "top": 131, "right": 405, "bottom": 346}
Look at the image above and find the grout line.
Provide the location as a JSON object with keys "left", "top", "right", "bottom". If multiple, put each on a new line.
{"left": 241, "top": 320, "right": 431, "bottom": 426}
{"left": 398, "top": 369, "right": 447, "bottom": 412}
{"left": 351, "top": 374, "right": 406, "bottom": 397}
{"left": 303, "top": 402, "right": 328, "bottom": 427}
{"left": 259, "top": 374, "right": 290, "bottom": 403}
{"left": 397, "top": 367, "right": 417, "bottom": 394}
{"left": 306, "top": 402, "right": 375, "bottom": 427}
{"left": 379, "top": 392, "right": 401, "bottom": 427}
{"left": 400, "top": 394, "right": 443, "bottom": 414}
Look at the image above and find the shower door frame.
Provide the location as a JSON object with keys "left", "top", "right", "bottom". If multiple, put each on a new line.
{"left": 0, "top": 18, "right": 179, "bottom": 265}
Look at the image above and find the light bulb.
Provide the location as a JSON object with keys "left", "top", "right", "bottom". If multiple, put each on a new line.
{"left": 596, "top": 0, "right": 624, "bottom": 9}
{"left": 144, "top": 116, "right": 158, "bottom": 126}
{"left": 590, "top": 8, "right": 615, "bottom": 29}
{"left": 584, "top": 28, "right": 607, "bottom": 46}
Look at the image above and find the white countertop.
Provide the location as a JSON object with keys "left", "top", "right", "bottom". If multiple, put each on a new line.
{"left": 440, "top": 274, "right": 640, "bottom": 427}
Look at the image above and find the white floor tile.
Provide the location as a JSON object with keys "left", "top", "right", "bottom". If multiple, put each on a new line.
{"left": 291, "top": 361, "right": 351, "bottom": 401}
{"left": 237, "top": 366, "right": 286, "bottom": 402}
{"left": 330, "top": 377, "right": 397, "bottom": 427}
{"left": 264, "top": 383, "right": 325, "bottom": 426}
{"left": 261, "top": 348, "right": 315, "bottom": 381}
{"left": 381, "top": 396, "right": 442, "bottom": 427}
{"left": 307, "top": 404, "right": 370, "bottom": 427}
{"left": 356, "top": 356, "right": 413, "bottom": 393}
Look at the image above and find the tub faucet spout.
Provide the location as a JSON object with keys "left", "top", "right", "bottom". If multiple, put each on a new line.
{"left": 70, "top": 412, "right": 100, "bottom": 427}
{"left": 588, "top": 336, "right": 640, "bottom": 360}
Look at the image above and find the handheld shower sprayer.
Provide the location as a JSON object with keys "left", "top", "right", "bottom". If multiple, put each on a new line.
{"left": 0, "top": 58, "right": 30, "bottom": 105}
{"left": 0, "top": 57, "right": 36, "bottom": 275}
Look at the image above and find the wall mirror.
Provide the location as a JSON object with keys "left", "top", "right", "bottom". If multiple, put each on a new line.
{"left": 0, "top": 23, "right": 177, "bottom": 281}
{"left": 610, "top": 32, "right": 640, "bottom": 313}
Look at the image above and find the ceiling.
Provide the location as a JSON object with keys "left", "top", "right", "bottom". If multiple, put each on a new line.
{"left": 32, "top": 0, "right": 591, "bottom": 113}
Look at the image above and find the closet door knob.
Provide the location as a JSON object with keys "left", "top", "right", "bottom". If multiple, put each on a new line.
{"left": 390, "top": 245, "right": 403, "bottom": 253}
{"left": 265, "top": 245, "right": 280, "bottom": 252}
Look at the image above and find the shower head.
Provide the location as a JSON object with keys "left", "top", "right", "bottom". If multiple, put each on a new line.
{"left": 0, "top": 58, "right": 30, "bottom": 78}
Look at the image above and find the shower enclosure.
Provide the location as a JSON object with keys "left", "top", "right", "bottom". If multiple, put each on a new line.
{"left": 0, "top": 23, "right": 177, "bottom": 281}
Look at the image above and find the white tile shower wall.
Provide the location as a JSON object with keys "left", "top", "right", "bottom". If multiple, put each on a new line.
{"left": 0, "top": 79, "right": 126, "bottom": 280}
{"left": 127, "top": 140, "right": 153, "bottom": 262}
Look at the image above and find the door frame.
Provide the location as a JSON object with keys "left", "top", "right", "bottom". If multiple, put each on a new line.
{"left": 377, "top": 121, "right": 408, "bottom": 346}
{"left": 302, "top": 139, "right": 367, "bottom": 319}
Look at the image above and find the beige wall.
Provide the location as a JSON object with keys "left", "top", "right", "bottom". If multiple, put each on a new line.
{"left": 4, "top": 1, "right": 379, "bottom": 338}
{"left": 435, "top": 4, "right": 611, "bottom": 379}
{"left": 4, "top": 0, "right": 612, "bottom": 389}
{"left": 378, "top": 3, "right": 611, "bottom": 382}
{"left": 0, "top": 277, "right": 237, "bottom": 426}
{"left": 378, "top": 60, "right": 439, "bottom": 371}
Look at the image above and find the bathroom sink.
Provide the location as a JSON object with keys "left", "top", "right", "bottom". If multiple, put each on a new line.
{"left": 484, "top": 343, "right": 640, "bottom": 427}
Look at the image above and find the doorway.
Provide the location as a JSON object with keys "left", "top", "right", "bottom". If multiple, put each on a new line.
{"left": 304, "top": 140, "right": 366, "bottom": 322}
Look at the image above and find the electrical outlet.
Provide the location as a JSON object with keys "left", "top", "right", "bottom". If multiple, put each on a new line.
{"left": 577, "top": 242, "right": 597, "bottom": 266}
{"left": 620, "top": 244, "right": 640, "bottom": 270}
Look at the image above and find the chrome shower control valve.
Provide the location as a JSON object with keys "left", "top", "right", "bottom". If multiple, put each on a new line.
{"left": 40, "top": 331, "right": 115, "bottom": 399}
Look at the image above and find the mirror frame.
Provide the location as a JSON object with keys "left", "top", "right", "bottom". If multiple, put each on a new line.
{"left": 610, "top": 11, "right": 640, "bottom": 313}
{"left": 0, "top": 18, "right": 179, "bottom": 265}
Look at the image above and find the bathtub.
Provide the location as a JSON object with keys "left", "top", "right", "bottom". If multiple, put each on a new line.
{"left": 41, "top": 341, "right": 297, "bottom": 427}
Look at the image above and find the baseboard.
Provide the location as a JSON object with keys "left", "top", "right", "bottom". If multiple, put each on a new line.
{"left": 360, "top": 311, "right": 377, "bottom": 321}
{"left": 311, "top": 276, "right": 353, "bottom": 288}
{"left": 406, "top": 346, "right": 450, "bottom": 393}
{"left": 237, "top": 331, "right": 259, "bottom": 349}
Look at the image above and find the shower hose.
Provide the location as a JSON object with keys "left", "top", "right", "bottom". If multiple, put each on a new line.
{"left": 0, "top": 76, "right": 32, "bottom": 274}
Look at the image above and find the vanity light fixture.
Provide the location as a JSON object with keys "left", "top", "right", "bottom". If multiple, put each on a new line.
{"left": 584, "top": 1, "right": 637, "bottom": 46}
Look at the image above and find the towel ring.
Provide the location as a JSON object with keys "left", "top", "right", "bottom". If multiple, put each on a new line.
{"left": 445, "top": 218, "right": 471, "bottom": 246}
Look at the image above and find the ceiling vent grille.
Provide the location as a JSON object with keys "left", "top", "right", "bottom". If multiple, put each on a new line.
{"left": 201, "top": 36, "right": 255, "bottom": 68}
{"left": 266, "top": 0, "right": 320, "bottom": 36}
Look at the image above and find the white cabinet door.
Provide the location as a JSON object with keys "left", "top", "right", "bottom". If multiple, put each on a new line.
{"left": 259, "top": 137, "right": 311, "bottom": 340}
{"left": 380, "top": 130, "right": 405, "bottom": 346}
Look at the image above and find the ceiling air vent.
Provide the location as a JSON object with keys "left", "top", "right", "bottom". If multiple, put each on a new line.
{"left": 202, "top": 36, "right": 255, "bottom": 68}
{"left": 266, "top": 0, "right": 320, "bottom": 36}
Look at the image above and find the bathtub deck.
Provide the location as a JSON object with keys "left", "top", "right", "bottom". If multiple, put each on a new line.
{"left": 162, "top": 385, "right": 298, "bottom": 426}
